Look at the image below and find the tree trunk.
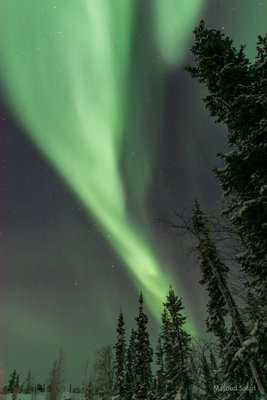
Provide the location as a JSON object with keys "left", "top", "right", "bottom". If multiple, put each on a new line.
{"left": 208, "top": 259, "right": 266, "bottom": 398}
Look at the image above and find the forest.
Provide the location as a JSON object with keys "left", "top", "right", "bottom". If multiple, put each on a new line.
{"left": 2, "top": 21, "right": 267, "bottom": 400}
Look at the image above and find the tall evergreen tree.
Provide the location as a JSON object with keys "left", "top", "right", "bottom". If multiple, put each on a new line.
{"left": 191, "top": 201, "right": 266, "bottom": 397}
{"left": 8, "top": 370, "right": 20, "bottom": 400}
{"left": 8, "top": 370, "right": 19, "bottom": 392}
{"left": 186, "top": 22, "right": 267, "bottom": 398}
{"left": 192, "top": 202, "right": 234, "bottom": 344}
{"left": 161, "top": 288, "right": 192, "bottom": 400}
{"left": 114, "top": 309, "right": 127, "bottom": 400}
{"left": 155, "top": 336, "right": 165, "bottom": 399}
{"left": 186, "top": 20, "right": 267, "bottom": 317}
{"left": 125, "top": 329, "right": 136, "bottom": 400}
{"left": 132, "top": 292, "right": 153, "bottom": 400}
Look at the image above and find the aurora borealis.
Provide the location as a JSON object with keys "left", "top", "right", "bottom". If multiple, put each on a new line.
{"left": 0, "top": 0, "right": 206, "bottom": 327}
{"left": 0, "top": 0, "right": 266, "bottom": 385}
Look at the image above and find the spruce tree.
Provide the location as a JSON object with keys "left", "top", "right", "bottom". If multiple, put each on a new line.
{"left": 155, "top": 336, "right": 165, "bottom": 399}
{"left": 132, "top": 292, "right": 153, "bottom": 400}
{"left": 161, "top": 288, "right": 192, "bottom": 400}
{"left": 114, "top": 309, "right": 127, "bottom": 400}
{"left": 8, "top": 370, "right": 20, "bottom": 400}
{"left": 186, "top": 20, "right": 267, "bottom": 319}
{"left": 186, "top": 23, "right": 267, "bottom": 398}
{"left": 191, "top": 201, "right": 266, "bottom": 397}
{"left": 8, "top": 370, "right": 18, "bottom": 392}
{"left": 125, "top": 329, "right": 136, "bottom": 400}
{"left": 192, "top": 202, "right": 233, "bottom": 344}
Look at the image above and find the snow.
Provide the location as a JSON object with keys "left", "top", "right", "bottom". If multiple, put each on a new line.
{"left": 2, "top": 395, "right": 46, "bottom": 400}
{"left": 1, "top": 395, "right": 117, "bottom": 400}
{"left": 2, "top": 393, "right": 84, "bottom": 400}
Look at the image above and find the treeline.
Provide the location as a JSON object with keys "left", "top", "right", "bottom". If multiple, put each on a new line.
{"left": 2, "top": 21, "right": 266, "bottom": 400}
{"left": 2, "top": 291, "right": 221, "bottom": 400}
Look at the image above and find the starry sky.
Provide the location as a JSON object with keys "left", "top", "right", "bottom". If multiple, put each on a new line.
{"left": 0, "top": 0, "right": 266, "bottom": 387}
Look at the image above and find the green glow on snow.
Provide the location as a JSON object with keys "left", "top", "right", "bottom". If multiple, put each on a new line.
{"left": 0, "top": 0, "right": 204, "bottom": 331}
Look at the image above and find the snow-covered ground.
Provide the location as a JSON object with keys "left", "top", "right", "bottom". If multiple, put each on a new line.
{"left": 1, "top": 393, "right": 85, "bottom": 400}
{"left": 1, "top": 394, "right": 118, "bottom": 400}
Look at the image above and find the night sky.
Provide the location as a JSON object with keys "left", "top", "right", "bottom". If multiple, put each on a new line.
{"left": 0, "top": 0, "right": 266, "bottom": 386}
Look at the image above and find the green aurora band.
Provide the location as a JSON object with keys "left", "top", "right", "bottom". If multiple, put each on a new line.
{"left": 0, "top": 0, "right": 205, "bottom": 331}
